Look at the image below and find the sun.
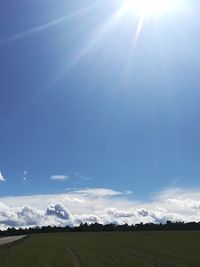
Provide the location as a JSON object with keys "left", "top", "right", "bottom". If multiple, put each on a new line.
{"left": 121, "top": 0, "right": 176, "bottom": 17}
{"left": 116, "top": 0, "right": 181, "bottom": 44}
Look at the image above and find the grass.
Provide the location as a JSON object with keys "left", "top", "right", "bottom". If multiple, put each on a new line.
{"left": 0, "top": 231, "right": 199, "bottom": 267}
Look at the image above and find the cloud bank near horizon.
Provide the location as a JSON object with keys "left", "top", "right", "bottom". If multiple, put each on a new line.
{"left": 0, "top": 187, "right": 200, "bottom": 230}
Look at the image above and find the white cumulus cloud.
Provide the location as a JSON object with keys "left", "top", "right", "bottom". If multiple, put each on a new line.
{"left": 0, "top": 172, "right": 6, "bottom": 182}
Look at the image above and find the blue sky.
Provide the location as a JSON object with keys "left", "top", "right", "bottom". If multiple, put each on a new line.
{"left": 0, "top": 0, "right": 200, "bottom": 228}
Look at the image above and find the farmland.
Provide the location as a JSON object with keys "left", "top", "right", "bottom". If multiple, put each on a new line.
{"left": 0, "top": 231, "right": 199, "bottom": 267}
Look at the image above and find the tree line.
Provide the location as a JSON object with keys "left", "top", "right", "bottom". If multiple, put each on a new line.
{"left": 1, "top": 221, "right": 200, "bottom": 236}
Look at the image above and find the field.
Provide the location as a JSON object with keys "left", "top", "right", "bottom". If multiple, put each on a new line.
{"left": 0, "top": 231, "right": 199, "bottom": 267}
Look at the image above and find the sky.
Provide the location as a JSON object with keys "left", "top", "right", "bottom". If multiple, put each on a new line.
{"left": 0, "top": 0, "right": 200, "bottom": 229}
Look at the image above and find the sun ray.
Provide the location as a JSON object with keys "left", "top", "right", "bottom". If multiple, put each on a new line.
{"left": 67, "top": 8, "right": 124, "bottom": 67}
{"left": 0, "top": 4, "right": 96, "bottom": 46}
{"left": 134, "top": 15, "right": 145, "bottom": 44}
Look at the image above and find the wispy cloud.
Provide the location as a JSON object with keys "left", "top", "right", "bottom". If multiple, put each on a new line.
{"left": 23, "top": 170, "right": 27, "bottom": 181}
{"left": 73, "top": 188, "right": 123, "bottom": 198}
{"left": 50, "top": 175, "right": 71, "bottom": 181}
{"left": 50, "top": 172, "right": 91, "bottom": 182}
{"left": 75, "top": 172, "right": 92, "bottom": 181}
{"left": 0, "top": 172, "right": 6, "bottom": 182}
{"left": 81, "top": 176, "right": 92, "bottom": 181}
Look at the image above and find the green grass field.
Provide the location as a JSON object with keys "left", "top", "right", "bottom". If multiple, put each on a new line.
{"left": 0, "top": 231, "right": 199, "bottom": 267}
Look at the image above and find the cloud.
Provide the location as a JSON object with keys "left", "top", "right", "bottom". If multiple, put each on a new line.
{"left": 46, "top": 204, "right": 71, "bottom": 220}
{"left": 0, "top": 187, "right": 200, "bottom": 229}
{"left": 23, "top": 170, "right": 27, "bottom": 181}
{"left": 50, "top": 175, "right": 71, "bottom": 181}
{"left": 73, "top": 214, "right": 99, "bottom": 225}
{"left": 0, "top": 204, "right": 45, "bottom": 228}
{"left": 106, "top": 208, "right": 136, "bottom": 218}
{"left": 63, "top": 196, "right": 85, "bottom": 203}
{"left": 0, "top": 172, "right": 6, "bottom": 182}
{"left": 50, "top": 172, "right": 92, "bottom": 183}
{"left": 75, "top": 173, "right": 92, "bottom": 181}
{"left": 73, "top": 188, "right": 123, "bottom": 198}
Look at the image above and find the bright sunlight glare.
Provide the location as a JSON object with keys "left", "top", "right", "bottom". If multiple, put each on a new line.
{"left": 121, "top": 0, "right": 179, "bottom": 17}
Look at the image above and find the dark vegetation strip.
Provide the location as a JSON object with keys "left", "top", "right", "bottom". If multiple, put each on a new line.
{"left": 0, "top": 232, "right": 199, "bottom": 267}
{"left": 1, "top": 221, "right": 200, "bottom": 237}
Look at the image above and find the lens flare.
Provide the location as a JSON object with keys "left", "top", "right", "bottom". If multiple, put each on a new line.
{"left": 122, "top": 0, "right": 176, "bottom": 17}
